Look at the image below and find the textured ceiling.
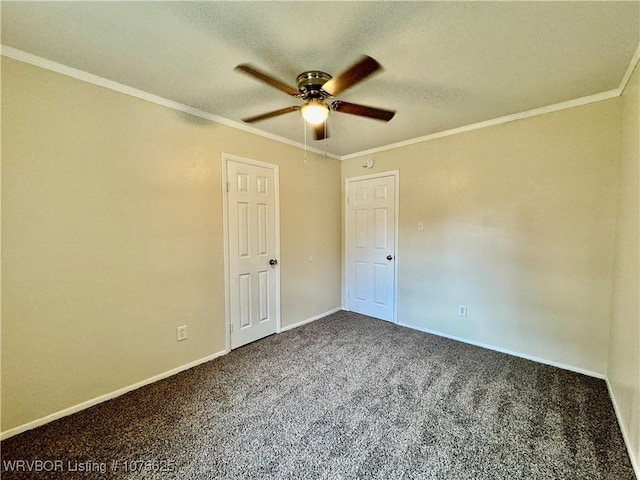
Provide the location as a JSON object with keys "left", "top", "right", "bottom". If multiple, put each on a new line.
{"left": 2, "top": 1, "right": 639, "bottom": 157}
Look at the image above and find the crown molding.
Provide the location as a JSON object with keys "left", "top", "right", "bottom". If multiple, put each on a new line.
{"left": 339, "top": 89, "right": 620, "bottom": 160}
{"left": 341, "top": 40, "right": 640, "bottom": 160}
{"left": 0, "top": 45, "right": 340, "bottom": 160}
{"left": 3, "top": 43, "right": 636, "bottom": 162}
{"left": 617, "top": 41, "right": 640, "bottom": 95}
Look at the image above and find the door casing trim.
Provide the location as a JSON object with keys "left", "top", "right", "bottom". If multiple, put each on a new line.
{"left": 343, "top": 170, "right": 400, "bottom": 323}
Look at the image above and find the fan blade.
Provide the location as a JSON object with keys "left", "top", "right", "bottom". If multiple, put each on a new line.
{"left": 313, "top": 122, "right": 329, "bottom": 141}
{"left": 242, "top": 106, "right": 300, "bottom": 123}
{"left": 322, "top": 55, "right": 382, "bottom": 96}
{"left": 332, "top": 101, "right": 395, "bottom": 122}
{"left": 235, "top": 64, "right": 300, "bottom": 97}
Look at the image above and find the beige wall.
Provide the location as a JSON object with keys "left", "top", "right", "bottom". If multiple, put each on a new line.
{"left": 1, "top": 57, "right": 341, "bottom": 432}
{"left": 342, "top": 99, "right": 621, "bottom": 375}
{"left": 608, "top": 62, "right": 640, "bottom": 467}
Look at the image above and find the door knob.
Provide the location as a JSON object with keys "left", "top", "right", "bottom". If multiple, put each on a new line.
{"left": 269, "top": 259, "right": 278, "bottom": 266}
{"left": 386, "top": 255, "right": 394, "bottom": 260}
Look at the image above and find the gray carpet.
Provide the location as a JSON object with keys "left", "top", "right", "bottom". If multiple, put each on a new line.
{"left": 1, "top": 311, "right": 635, "bottom": 479}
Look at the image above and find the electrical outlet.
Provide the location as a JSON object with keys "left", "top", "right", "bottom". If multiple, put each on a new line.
{"left": 177, "top": 325, "right": 187, "bottom": 341}
{"left": 458, "top": 305, "right": 467, "bottom": 317}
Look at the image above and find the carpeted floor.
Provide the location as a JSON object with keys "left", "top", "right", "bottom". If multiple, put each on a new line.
{"left": 1, "top": 311, "right": 635, "bottom": 479}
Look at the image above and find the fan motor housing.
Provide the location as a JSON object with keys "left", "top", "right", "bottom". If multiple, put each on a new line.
{"left": 297, "top": 71, "right": 332, "bottom": 98}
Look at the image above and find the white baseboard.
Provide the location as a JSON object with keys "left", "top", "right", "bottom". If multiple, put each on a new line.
{"left": 280, "top": 307, "right": 343, "bottom": 332}
{"left": 2, "top": 308, "right": 342, "bottom": 441}
{"left": 399, "top": 321, "right": 638, "bottom": 474}
{"left": 606, "top": 378, "right": 640, "bottom": 478}
{"left": 396, "top": 322, "right": 606, "bottom": 379}
{"left": 0, "top": 349, "right": 228, "bottom": 441}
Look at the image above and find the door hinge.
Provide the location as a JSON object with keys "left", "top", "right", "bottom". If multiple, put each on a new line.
{"left": 226, "top": 182, "right": 230, "bottom": 193}
{"left": 230, "top": 323, "right": 234, "bottom": 333}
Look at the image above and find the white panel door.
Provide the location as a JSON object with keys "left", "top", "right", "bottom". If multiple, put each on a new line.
{"left": 346, "top": 174, "right": 397, "bottom": 321}
{"left": 227, "top": 159, "right": 279, "bottom": 349}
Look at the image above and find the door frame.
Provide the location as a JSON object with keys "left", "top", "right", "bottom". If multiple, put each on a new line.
{"left": 221, "top": 152, "right": 281, "bottom": 352}
{"left": 343, "top": 170, "right": 400, "bottom": 323}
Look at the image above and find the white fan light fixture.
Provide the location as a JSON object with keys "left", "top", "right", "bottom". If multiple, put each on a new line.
{"left": 300, "top": 99, "right": 329, "bottom": 125}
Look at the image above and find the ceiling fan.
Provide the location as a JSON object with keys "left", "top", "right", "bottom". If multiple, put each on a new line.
{"left": 234, "top": 55, "right": 396, "bottom": 140}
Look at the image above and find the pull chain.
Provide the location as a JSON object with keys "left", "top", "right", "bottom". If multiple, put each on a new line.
{"left": 324, "top": 121, "right": 327, "bottom": 158}
{"left": 304, "top": 121, "right": 307, "bottom": 164}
